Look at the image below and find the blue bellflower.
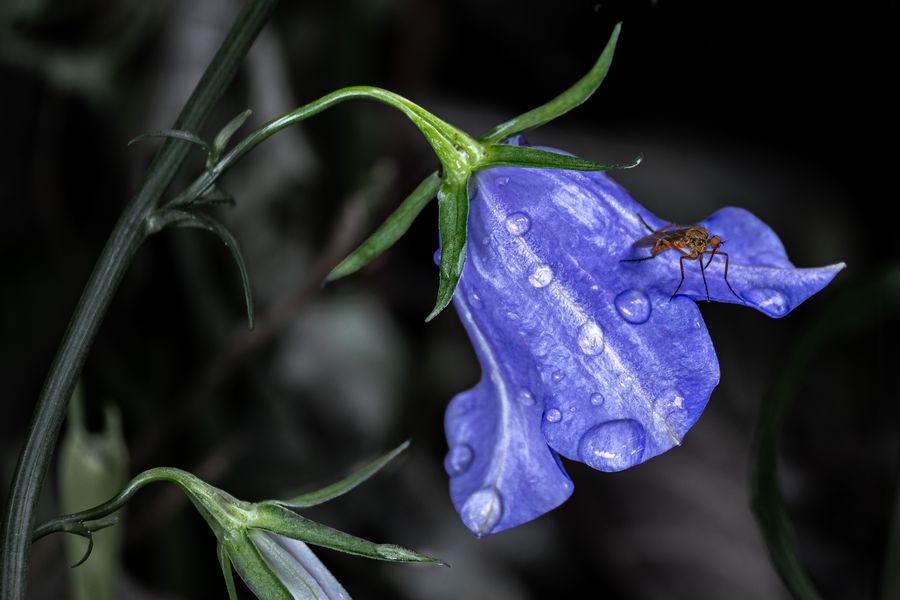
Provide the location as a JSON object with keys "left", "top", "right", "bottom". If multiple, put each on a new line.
{"left": 443, "top": 138, "right": 844, "bottom": 537}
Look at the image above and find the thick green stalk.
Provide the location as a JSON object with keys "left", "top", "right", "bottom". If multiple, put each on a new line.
{"left": 0, "top": 1, "right": 279, "bottom": 597}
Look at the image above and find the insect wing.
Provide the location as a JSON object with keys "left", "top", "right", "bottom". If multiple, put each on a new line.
{"left": 633, "top": 227, "right": 692, "bottom": 248}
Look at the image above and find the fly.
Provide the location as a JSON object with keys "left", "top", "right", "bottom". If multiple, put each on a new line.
{"left": 621, "top": 214, "right": 744, "bottom": 302}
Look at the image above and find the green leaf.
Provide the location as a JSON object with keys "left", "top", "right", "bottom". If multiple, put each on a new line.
{"left": 209, "top": 109, "right": 253, "bottom": 166}
{"left": 479, "top": 144, "right": 641, "bottom": 172}
{"left": 160, "top": 209, "right": 256, "bottom": 330}
{"left": 326, "top": 171, "right": 442, "bottom": 283}
{"left": 217, "top": 544, "right": 240, "bottom": 600}
{"left": 127, "top": 129, "right": 210, "bottom": 152}
{"left": 253, "top": 503, "right": 446, "bottom": 567}
{"left": 480, "top": 22, "right": 621, "bottom": 144}
{"left": 196, "top": 185, "right": 236, "bottom": 207}
{"left": 426, "top": 179, "right": 469, "bottom": 322}
{"left": 280, "top": 440, "right": 410, "bottom": 508}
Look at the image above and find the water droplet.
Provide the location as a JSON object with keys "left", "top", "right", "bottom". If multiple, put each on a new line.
{"left": 432, "top": 248, "right": 441, "bottom": 265}
{"left": 496, "top": 176, "right": 510, "bottom": 187}
{"left": 743, "top": 287, "right": 790, "bottom": 317}
{"left": 578, "top": 420, "right": 646, "bottom": 472}
{"left": 590, "top": 284, "right": 600, "bottom": 293}
{"left": 529, "top": 264, "right": 554, "bottom": 288}
{"left": 590, "top": 392, "right": 605, "bottom": 407}
{"left": 655, "top": 388, "right": 686, "bottom": 414}
{"left": 444, "top": 444, "right": 474, "bottom": 476}
{"left": 469, "top": 291, "right": 483, "bottom": 308}
{"left": 505, "top": 311, "right": 520, "bottom": 321}
{"left": 481, "top": 236, "right": 492, "bottom": 246}
{"left": 461, "top": 487, "right": 503, "bottom": 537}
{"left": 617, "top": 373, "right": 634, "bottom": 389}
{"left": 545, "top": 408, "right": 562, "bottom": 423}
{"left": 576, "top": 321, "right": 605, "bottom": 355}
{"left": 505, "top": 212, "right": 531, "bottom": 236}
{"left": 517, "top": 389, "right": 535, "bottom": 406}
{"left": 614, "top": 289, "right": 652, "bottom": 324}
{"left": 551, "top": 371, "right": 566, "bottom": 383}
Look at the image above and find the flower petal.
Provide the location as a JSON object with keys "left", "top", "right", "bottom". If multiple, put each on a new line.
{"left": 445, "top": 292, "right": 574, "bottom": 536}
{"left": 455, "top": 163, "right": 721, "bottom": 479}
{"left": 250, "top": 531, "right": 351, "bottom": 600}
{"left": 619, "top": 204, "right": 845, "bottom": 317}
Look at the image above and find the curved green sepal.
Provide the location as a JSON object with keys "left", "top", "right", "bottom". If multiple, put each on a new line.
{"left": 326, "top": 172, "right": 441, "bottom": 283}
{"left": 149, "top": 209, "right": 255, "bottom": 330}
{"left": 480, "top": 22, "right": 621, "bottom": 144}
{"left": 221, "top": 532, "right": 293, "bottom": 600}
{"left": 254, "top": 503, "right": 447, "bottom": 566}
{"left": 280, "top": 440, "right": 410, "bottom": 508}
{"left": 209, "top": 109, "right": 253, "bottom": 166}
{"left": 479, "top": 144, "right": 642, "bottom": 172}
{"left": 128, "top": 129, "right": 210, "bottom": 152}
{"left": 426, "top": 179, "right": 470, "bottom": 322}
{"left": 217, "top": 544, "right": 240, "bottom": 600}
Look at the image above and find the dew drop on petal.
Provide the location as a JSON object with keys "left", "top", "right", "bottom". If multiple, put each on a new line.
{"left": 505, "top": 212, "right": 531, "bottom": 236}
{"left": 742, "top": 287, "right": 790, "bottom": 316}
{"left": 528, "top": 264, "right": 554, "bottom": 288}
{"left": 545, "top": 408, "right": 562, "bottom": 423}
{"left": 551, "top": 371, "right": 565, "bottom": 383}
{"left": 590, "top": 392, "right": 605, "bottom": 407}
{"left": 432, "top": 248, "right": 441, "bottom": 266}
{"left": 578, "top": 420, "right": 646, "bottom": 472}
{"left": 496, "top": 176, "right": 510, "bottom": 187}
{"left": 444, "top": 444, "right": 474, "bottom": 476}
{"left": 468, "top": 291, "right": 483, "bottom": 309}
{"left": 517, "top": 389, "right": 535, "bottom": 406}
{"left": 461, "top": 486, "right": 503, "bottom": 537}
{"left": 505, "top": 311, "right": 520, "bottom": 321}
{"left": 576, "top": 321, "right": 605, "bottom": 355}
{"left": 654, "top": 388, "right": 686, "bottom": 414}
{"left": 614, "top": 289, "right": 652, "bottom": 324}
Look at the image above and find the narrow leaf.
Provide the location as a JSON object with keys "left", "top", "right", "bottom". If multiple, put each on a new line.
{"left": 167, "top": 210, "right": 256, "bottom": 330}
{"left": 196, "top": 186, "right": 236, "bottom": 207}
{"left": 128, "top": 129, "right": 210, "bottom": 152}
{"left": 210, "top": 109, "right": 253, "bottom": 165}
{"left": 254, "top": 503, "right": 446, "bottom": 566}
{"left": 280, "top": 440, "right": 410, "bottom": 508}
{"left": 479, "top": 144, "right": 641, "bottom": 172}
{"left": 326, "top": 171, "right": 441, "bottom": 283}
{"left": 426, "top": 180, "right": 469, "bottom": 322}
{"left": 480, "top": 23, "right": 621, "bottom": 143}
{"left": 217, "top": 544, "right": 240, "bottom": 600}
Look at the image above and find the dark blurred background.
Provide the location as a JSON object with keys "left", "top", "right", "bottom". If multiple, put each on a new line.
{"left": 1, "top": 0, "right": 898, "bottom": 598}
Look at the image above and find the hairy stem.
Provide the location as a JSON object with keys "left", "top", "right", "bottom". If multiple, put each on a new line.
{"left": 0, "top": 1, "right": 278, "bottom": 597}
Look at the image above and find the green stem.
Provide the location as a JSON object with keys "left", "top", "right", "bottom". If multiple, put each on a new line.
{"left": 32, "top": 468, "right": 195, "bottom": 542}
{"left": 169, "top": 86, "right": 482, "bottom": 207}
{"left": 0, "top": 2, "right": 278, "bottom": 598}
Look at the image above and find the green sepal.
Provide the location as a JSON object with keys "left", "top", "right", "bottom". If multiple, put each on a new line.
{"left": 209, "top": 109, "right": 253, "bottom": 167}
{"left": 127, "top": 129, "right": 210, "bottom": 153}
{"left": 254, "top": 502, "right": 446, "bottom": 566}
{"left": 480, "top": 23, "right": 621, "bottom": 144}
{"left": 220, "top": 531, "right": 293, "bottom": 600}
{"left": 326, "top": 172, "right": 441, "bottom": 283}
{"left": 479, "top": 144, "right": 642, "bottom": 172}
{"left": 147, "top": 208, "right": 255, "bottom": 330}
{"left": 426, "top": 179, "right": 470, "bottom": 322}
{"left": 217, "top": 543, "right": 240, "bottom": 600}
{"left": 280, "top": 440, "right": 410, "bottom": 508}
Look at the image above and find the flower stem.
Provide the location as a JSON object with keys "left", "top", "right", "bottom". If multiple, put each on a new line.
{"left": 0, "top": 1, "right": 278, "bottom": 597}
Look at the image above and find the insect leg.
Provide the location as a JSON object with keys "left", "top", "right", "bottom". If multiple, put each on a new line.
{"left": 620, "top": 255, "right": 658, "bottom": 263}
{"left": 670, "top": 255, "right": 688, "bottom": 301}
{"left": 703, "top": 247, "right": 718, "bottom": 270}
{"left": 718, "top": 252, "right": 745, "bottom": 303}
{"left": 697, "top": 255, "right": 710, "bottom": 300}
{"left": 637, "top": 213, "right": 676, "bottom": 234}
